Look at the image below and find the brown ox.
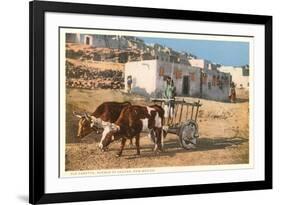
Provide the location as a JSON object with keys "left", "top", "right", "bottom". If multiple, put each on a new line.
{"left": 100, "top": 104, "right": 165, "bottom": 157}
{"left": 73, "top": 102, "right": 131, "bottom": 143}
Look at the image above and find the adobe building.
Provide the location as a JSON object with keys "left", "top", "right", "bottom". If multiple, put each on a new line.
{"left": 218, "top": 66, "right": 249, "bottom": 90}
{"left": 125, "top": 59, "right": 231, "bottom": 101}
{"left": 66, "top": 33, "right": 130, "bottom": 49}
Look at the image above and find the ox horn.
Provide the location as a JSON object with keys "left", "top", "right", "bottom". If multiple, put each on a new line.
{"left": 73, "top": 111, "right": 82, "bottom": 118}
{"left": 84, "top": 112, "right": 91, "bottom": 121}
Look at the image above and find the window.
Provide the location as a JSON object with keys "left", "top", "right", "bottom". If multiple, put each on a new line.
{"left": 212, "top": 75, "right": 216, "bottom": 86}
{"left": 190, "top": 73, "right": 195, "bottom": 81}
{"left": 216, "top": 75, "right": 220, "bottom": 86}
{"left": 174, "top": 69, "right": 182, "bottom": 79}
{"left": 224, "top": 76, "right": 229, "bottom": 85}
{"left": 159, "top": 67, "right": 164, "bottom": 76}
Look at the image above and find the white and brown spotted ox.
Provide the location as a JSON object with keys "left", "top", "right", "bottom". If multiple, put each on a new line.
{"left": 73, "top": 102, "right": 131, "bottom": 141}
{"left": 100, "top": 104, "right": 165, "bottom": 157}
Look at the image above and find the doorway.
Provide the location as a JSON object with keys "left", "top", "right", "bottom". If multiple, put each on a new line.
{"left": 182, "top": 75, "right": 190, "bottom": 96}
{"left": 85, "top": 36, "right": 90, "bottom": 45}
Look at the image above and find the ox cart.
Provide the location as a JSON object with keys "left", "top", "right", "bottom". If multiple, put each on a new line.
{"left": 151, "top": 98, "right": 202, "bottom": 150}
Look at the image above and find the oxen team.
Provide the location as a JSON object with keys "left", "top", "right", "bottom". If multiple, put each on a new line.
{"left": 74, "top": 102, "right": 166, "bottom": 157}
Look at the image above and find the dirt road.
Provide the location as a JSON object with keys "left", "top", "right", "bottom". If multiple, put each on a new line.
{"left": 65, "top": 88, "right": 249, "bottom": 171}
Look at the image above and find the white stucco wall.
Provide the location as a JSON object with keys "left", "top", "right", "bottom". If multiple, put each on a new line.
{"left": 218, "top": 66, "right": 249, "bottom": 90}
{"left": 155, "top": 61, "right": 201, "bottom": 97}
{"left": 189, "top": 59, "right": 207, "bottom": 70}
{"left": 124, "top": 60, "right": 157, "bottom": 96}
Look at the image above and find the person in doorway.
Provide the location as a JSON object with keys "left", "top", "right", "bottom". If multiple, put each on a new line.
{"left": 163, "top": 77, "right": 176, "bottom": 125}
{"left": 127, "top": 75, "right": 132, "bottom": 94}
{"left": 229, "top": 82, "right": 236, "bottom": 103}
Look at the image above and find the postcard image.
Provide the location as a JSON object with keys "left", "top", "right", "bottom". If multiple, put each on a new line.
{"left": 59, "top": 28, "right": 252, "bottom": 177}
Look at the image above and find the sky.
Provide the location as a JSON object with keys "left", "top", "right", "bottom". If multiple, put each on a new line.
{"left": 140, "top": 37, "right": 249, "bottom": 66}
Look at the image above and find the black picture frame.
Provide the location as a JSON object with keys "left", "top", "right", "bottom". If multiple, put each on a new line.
{"left": 29, "top": 0, "right": 272, "bottom": 204}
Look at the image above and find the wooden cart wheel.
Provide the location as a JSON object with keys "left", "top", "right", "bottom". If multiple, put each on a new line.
{"left": 178, "top": 120, "right": 199, "bottom": 150}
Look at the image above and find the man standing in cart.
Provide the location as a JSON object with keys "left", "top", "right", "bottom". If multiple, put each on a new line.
{"left": 163, "top": 77, "right": 176, "bottom": 126}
